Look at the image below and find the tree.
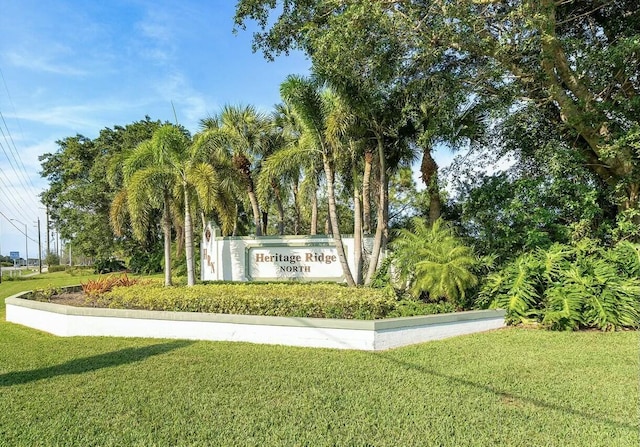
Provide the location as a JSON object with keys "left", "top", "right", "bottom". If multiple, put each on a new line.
{"left": 40, "top": 117, "right": 164, "bottom": 262}
{"left": 233, "top": 1, "right": 451, "bottom": 285}
{"left": 199, "top": 105, "right": 271, "bottom": 236}
{"left": 116, "top": 125, "right": 234, "bottom": 286}
{"left": 234, "top": 0, "right": 640, "bottom": 225}
{"left": 280, "top": 75, "right": 357, "bottom": 285}
{"left": 404, "top": 0, "right": 640, "bottom": 215}
{"left": 258, "top": 102, "right": 321, "bottom": 235}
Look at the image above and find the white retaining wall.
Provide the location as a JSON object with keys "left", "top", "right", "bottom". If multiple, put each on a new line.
{"left": 6, "top": 294, "right": 506, "bottom": 351}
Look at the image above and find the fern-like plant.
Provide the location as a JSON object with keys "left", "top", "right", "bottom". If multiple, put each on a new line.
{"left": 479, "top": 253, "right": 542, "bottom": 324}
{"left": 391, "top": 218, "right": 479, "bottom": 307}
{"left": 480, "top": 240, "right": 640, "bottom": 331}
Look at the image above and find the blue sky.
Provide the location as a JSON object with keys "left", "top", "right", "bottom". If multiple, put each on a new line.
{"left": 0, "top": 0, "right": 454, "bottom": 260}
{"left": 0, "top": 0, "right": 314, "bottom": 258}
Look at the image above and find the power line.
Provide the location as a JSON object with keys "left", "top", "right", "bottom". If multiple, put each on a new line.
{"left": 0, "top": 164, "right": 38, "bottom": 223}
{"left": 0, "top": 109, "right": 39, "bottom": 192}
{"left": 0, "top": 65, "right": 46, "bottom": 221}
{"left": 0, "top": 209, "right": 38, "bottom": 243}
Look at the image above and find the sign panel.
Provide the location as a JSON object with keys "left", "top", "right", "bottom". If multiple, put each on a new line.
{"left": 248, "top": 245, "right": 344, "bottom": 281}
{"left": 9, "top": 251, "right": 19, "bottom": 260}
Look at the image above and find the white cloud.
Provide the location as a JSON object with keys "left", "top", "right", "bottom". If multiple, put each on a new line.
{"left": 5, "top": 50, "right": 88, "bottom": 77}
{"left": 153, "top": 72, "right": 214, "bottom": 131}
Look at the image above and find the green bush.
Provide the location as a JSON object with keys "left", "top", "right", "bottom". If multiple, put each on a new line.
{"left": 479, "top": 239, "right": 640, "bottom": 331}
{"left": 93, "top": 257, "right": 127, "bottom": 274}
{"left": 95, "top": 282, "right": 423, "bottom": 320}
{"left": 45, "top": 252, "right": 60, "bottom": 266}
{"left": 47, "top": 265, "right": 67, "bottom": 273}
{"left": 390, "top": 218, "right": 480, "bottom": 308}
{"left": 386, "top": 299, "right": 458, "bottom": 318}
{"left": 66, "top": 266, "right": 94, "bottom": 276}
{"left": 128, "top": 248, "right": 163, "bottom": 274}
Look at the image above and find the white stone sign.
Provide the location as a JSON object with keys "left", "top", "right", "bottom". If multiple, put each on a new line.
{"left": 201, "top": 222, "right": 371, "bottom": 283}
{"left": 249, "top": 246, "right": 342, "bottom": 280}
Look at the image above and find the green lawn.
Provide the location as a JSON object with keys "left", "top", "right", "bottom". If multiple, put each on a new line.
{"left": 1, "top": 273, "right": 638, "bottom": 446}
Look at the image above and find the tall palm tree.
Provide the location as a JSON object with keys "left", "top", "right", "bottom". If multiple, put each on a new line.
{"left": 280, "top": 75, "right": 357, "bottom": 286}
{"left": 259, "top": 102, "right": 323, "bottom": 236}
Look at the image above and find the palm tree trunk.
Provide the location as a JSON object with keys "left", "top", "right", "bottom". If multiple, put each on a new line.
{"left": 162, "top": 193, "right": 173, "bottom": 287}
{"left": 261, "top": 210, "right": 268, "bottom": 235}
{"left": 310, "top": 189, "right": 318, "bottom": 235}
{"left": 362, "top": 149, "right": 373, "bottom": 234}
{"left": 293, "top": 179, "right": 300, "bottom": 235}
{"left": 421, "top": 147, "right": 441, "bottom": 224}
{"left": 323, "top": 155, "right": 356, "bottom": 286}
{"left": 428, "top": 180, "right": 442, "bottom": 224}
{"left": 247, "top": 188, "right": 262, "bottom": 236}
{"left": 183, "top": 183, "right": 196, "bottom": 286}
{"left": 234, "top": 153, "right": 262, "bottom": 236}
{"left": 232, "top": 204, "right": 239, "bottom": 236}
{"left": 353, "top": 172, "right": 363, "bottom": 285}
{"left": 273, "top": 184, "right": 285, "bottom": 235}
{"left": 365, "top": 137, "right": 388, "bottom": 286}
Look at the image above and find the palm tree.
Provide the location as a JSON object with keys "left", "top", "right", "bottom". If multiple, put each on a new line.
{"left": 259, "top": 102, "right": 326, "bottom": 236}
{"left": 280, "top": 75, "right": 357, "bottom": 286}
{"left": 113, "top": 125, "right": 234, "bottom": 286}
{"left": 391, "top": 218, "right": 479, "bottom": 306}
{"left": 199, "top": 105, "right": 270, "bottom": 236}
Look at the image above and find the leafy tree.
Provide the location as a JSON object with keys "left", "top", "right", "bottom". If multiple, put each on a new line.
{"left": 408, "top": 0, "right": 640, "bottom": 215}
{"left": 451, "top": 102, "right": 614, "bottom": 261}
{"left": 40, "top": 117, "right": 164, "bottom": 261}
{"left": 235, "top": 0, "right": 640, "bottom": 225}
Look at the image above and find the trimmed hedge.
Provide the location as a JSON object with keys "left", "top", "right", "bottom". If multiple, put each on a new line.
{"left": 88, "top": 282, "right": 456, "bottom": 320}
{"left": 97, "top": 283, "right": 395, "bottom": 320}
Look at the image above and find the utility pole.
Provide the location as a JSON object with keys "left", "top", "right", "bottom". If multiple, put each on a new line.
{"left": 37, "top": 217, "right": 42, "bottom": 273}
{"left": 0, "top": 219, "right": 3, "bottom": 284}
{"left": 45, "top": 206, "right": 50, "bottom": 257}
{"left": 10, "top": 219, "right": 27, "bottom": 268}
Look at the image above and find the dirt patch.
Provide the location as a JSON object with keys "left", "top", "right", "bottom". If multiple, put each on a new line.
{"left": 40, "top": 291, "right": 104, "bottom": 308}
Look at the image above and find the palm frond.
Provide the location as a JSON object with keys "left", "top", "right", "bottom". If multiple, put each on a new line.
{"left": 109, "top": 188, "right": 129, "bottom": 236}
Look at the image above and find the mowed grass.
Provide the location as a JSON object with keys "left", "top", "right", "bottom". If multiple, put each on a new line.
{"left": 1, "top": 273, "right": 638, "bottom": 446}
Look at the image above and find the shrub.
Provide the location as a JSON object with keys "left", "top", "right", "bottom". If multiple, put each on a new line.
{"left": 389, "top": 218, "right": 480, "bottom": 307}
{"left": 45, "top": 252, "right": 60, "bottom": 266}
{"left": 129, "top": 248, "right": 163, "bottom": 274}
{"left": 479, "top": 240, "right": 640, "bottom": 331}
{"left": 66, "top": 266, "right": 95, "bottom": 276}
{"left": 94, "top": 257, "right": 127, "bottom": 274}
{"left": 99, "top": 283, "right": 405, "bottom": 320}
{"left": 47, "top": 265, "right": 67, "bottom": 273}
{"left": 31, "top": 285, "right": 62, "bottom": 301}
{"left": 82, "top": 274, "right": 151, "bottom": 297}
{"left": 386, "top": 299, "right": 458, "bottom": 318}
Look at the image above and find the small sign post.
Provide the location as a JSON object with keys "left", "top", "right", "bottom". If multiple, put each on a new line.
{"left": 10, "top": 251, "right": 20, "bottom": 267}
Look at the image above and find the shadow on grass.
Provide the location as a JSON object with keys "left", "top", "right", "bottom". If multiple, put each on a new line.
{"left": 0, "top": 340, "right": 194, "bottom": 387}
{"left": 378, "top": 353, "right": 638, "bottom": 432}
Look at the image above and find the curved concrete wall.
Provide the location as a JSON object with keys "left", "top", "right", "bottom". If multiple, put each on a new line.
{"left": 5, "top": 292, "right": 506, "bottom": 351}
